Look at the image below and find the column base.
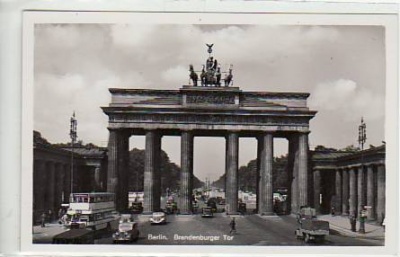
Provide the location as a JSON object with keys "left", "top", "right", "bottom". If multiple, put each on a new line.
{"left": 260, "top": 212, "right": 275, "bottom": 216}
{"left": 226, "top": 212, "right": 241, "bottom": 216}
{"left": 178, "top": 211, "right": 193, "bottom": 215}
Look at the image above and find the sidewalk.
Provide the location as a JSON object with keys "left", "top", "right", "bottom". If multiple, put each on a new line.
{"left": 318, "top": 214, "right": 385, "bottom": 240}
{"left": 33, "top": 222, "right": 67, "bottom": 243}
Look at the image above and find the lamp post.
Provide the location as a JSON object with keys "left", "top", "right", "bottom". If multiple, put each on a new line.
{"left": 70, "top": 112, "right": 77, "bottom": 195}
{"left": 358, "top": 117, "right": 366, "bottom": 150}
{"left": 358, "top": 117, "right": 366, "bottom": 233}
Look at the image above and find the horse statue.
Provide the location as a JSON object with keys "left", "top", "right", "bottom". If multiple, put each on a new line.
{"left": 224, "top": 67, "right": 233, "bottom": 87}
{"left": 200, "top": 65, "right": 206, "bottom": 86}
{"left": 189, "top": 64, "right": 198, "bottom": 86}
{"left": 215, "top": 67, "right": 221, "bottom": 87}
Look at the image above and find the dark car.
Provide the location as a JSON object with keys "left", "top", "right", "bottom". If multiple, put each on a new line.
{"left": 201, "top": 207, "right": 214, "bottom": 218}
{"left": 52, "top": 223, "right": 94, "bottom": 244}
{"left": 207, "top": 199, "right": 218, "bottom": 213}
{"left": 130, "top": 202, "right": 143, "bottom": 214}
{"left": 238, "top": 203, "right": 247, "bottom": 214}
{"left": 112, "top": 220, "right": 140, "bottom": 243}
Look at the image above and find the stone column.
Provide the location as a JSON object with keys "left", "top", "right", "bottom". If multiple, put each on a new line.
{"left": 349, "top": 167, "right": 357, "bottom": 217}
{"left": 48, "top": 161, "right": 56, "bottom": 214}
{"left": 255, "top": 139, "right": 261, "bottom": 213}
{"left": 63, "top": 164, "right": 71, "bottom": 203}
{"left": 376, "top": 164, "right": 385, "bottom": 223}
{"left": 342, "top": 168, "right": 349, "bottom": 215}
{"left": 225, "top": 132, "right": 239, "bottom": 214}
{"left": 335, "top": 169, "right": 342, "bottom": 214}
{"left": 143, "top": 130, "right": 162, "bottom": 213}
{"left": 54, "top": 163, "right": 63, "bottom": 213}
{"left": 313, "top": 169, "right": 321, "bottom": 214}
{"left": 33, "top": 160, "right": 45, "bottom": 219}
{"left": 298, "top": 132, "right": 309, "bottom": 208}
{"left": 107, "top": 129, "right": 130, "bottom": 211}
{"left": 366, "top": 165, "right": 376, "bottom": 220}
{"left": 257, "top": 132, "right": 274, "bottom": 215}
{"left": 107, "top": 130, "right": 119, "bottom": 195}
{"left": 288, "top": 135, "right": 299, "bottom": 213}
{"left": 180, "top": 131, "right": 193, "bottom": 214}
{"left": 357, "top": 165, "right": 365, "bottom": 215}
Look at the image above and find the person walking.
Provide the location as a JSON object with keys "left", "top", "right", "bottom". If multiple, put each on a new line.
{"left": 40, "top": 212, "right": 47, "bottom": 227}
{"left": 229, "top": 217, "right": 236, "bottom": 235}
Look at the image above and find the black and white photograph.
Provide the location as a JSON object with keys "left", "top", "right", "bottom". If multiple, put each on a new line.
{"left": 14, "top": 7, "right": 398, "bottom": 256}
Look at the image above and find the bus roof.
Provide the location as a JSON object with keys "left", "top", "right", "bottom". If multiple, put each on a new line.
{"left": 70, "top": 192, "right": 115, "bottom": 197}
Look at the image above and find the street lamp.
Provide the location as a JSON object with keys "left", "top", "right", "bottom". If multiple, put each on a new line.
{"left": 357, "top": 117, "right": 366, "bottom": 233}
{"left": 358, "top": 117, "right": 366, "bottom": 150}
{"left": 70, "top": 112, "right": 78, "bottom": 195}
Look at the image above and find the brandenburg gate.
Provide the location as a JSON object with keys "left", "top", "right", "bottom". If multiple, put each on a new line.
{"left": 102, "top": 85, "right": 316, "bottom": 215}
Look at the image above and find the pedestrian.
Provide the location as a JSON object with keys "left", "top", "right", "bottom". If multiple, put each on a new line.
{"left": 229, "top": 217, "right": 236, "bottom": 235}
{"left": 349, "top": 214, "right": 356, "bottom": 232}
{"left": 58, "top": 208, "right": 63, "bottom": 219}
{"left": 359, "top": 207, "right": 367, "bottom": 234}
{"left": 48, "top": 209, "right": 53, "bottom": 223}
{"left": 41, "top": 212, "right": 46, "bottom": 227}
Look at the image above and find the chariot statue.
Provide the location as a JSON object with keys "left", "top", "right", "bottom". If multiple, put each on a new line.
{"left": 188, "top": 44, "right": 233, "bottom": 87}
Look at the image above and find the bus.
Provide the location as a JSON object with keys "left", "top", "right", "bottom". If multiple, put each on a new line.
{"left": 66, "top": 192, "right": 120, "bottom": 231}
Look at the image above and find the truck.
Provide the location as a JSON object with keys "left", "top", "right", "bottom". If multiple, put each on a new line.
{"left": 295, "top": 206, "right": 329, "bottom": 243}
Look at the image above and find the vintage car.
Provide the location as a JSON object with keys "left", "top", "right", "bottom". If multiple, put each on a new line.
{"left": 295, "top": 206, "right": 329, "bottom": 243}
{"left": 207, "top": 199, "right": 218, "bottom": 213}
{"left": 130, "top": 202, "right": 143, "bottom": 214}
{"left": 165, "top": 201, "right": 178, "bottom": 214}
{"left": 201, "top": 207, "right": 214, "bottom": 218}
{"left": 52, "top": 223, "right": 94, "bottom": 244}
{"left": 112, "top": 217, "right": 140, "bottom": 244}
{"left": 150, "top": 212, "right": 167, "bottom": 225}
{"left": 238, "top": 202, "right": 247, "bottom": 214}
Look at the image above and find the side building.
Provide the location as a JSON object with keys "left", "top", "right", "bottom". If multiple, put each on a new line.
{"left": 311, "top": 145, "right": 385, "bottom": 223}
{"left": 33, "top": 131, "right": 107, "bottom": 224}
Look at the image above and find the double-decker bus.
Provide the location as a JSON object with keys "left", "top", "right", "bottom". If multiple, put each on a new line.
{"left": 66, "top": 192, "right": 120, "bottom": 231}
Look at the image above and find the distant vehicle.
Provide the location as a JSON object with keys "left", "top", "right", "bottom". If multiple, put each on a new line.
{"left": 66, "top": 192, "right": 120, "bottom": 231}
{"left": 201, "top": 207, "right": 214, "bottom": 218}
{"left": 52, "top": 223, "right": 94, "bottom": 244}
{"left": 150, "top": 212, "right": 167, "bottom": 225}
{"left": 295, "top": 206, "right": 329, "bottom": 243}
{"left": 165, "top": 201, "right": 178, "bottom": 214}
{"left": 238, "top": 202, "right": 247, "bottom": 214}
{"left": 207, "top": 198, "right": 218, "bottom": 212}
{"left": 112, "top": 215, "right": 140, "bottom": 244}
{"left": 130, "top": 202, "right": 143, "bottom": 214}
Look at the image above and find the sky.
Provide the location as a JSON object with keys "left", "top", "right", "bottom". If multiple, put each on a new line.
{"left": 34, "top": 24, "right": 386, "bottom": 181}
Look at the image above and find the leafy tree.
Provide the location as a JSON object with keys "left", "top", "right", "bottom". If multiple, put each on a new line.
{"left": 128, "top": 148, "right": 203, "bottom": 193}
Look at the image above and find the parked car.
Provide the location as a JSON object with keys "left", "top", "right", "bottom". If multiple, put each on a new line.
{"left": 201, "top": 207, "right": 214, "bottom": 218}
{"left": 112, "top": 217, "right": 140, "bottom": 244}
{"left": 150, "top": 212, "right": 167, "bottom": 225}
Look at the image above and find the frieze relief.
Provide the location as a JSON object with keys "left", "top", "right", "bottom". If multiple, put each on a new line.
{"left": 110, "top": 113, "right": 308, "bottom": 126}
{"left": 186, "top": 94, "right": 235, "bottom": 105}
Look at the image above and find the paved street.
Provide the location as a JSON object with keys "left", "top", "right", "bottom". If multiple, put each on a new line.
{"left": 34, "top": 213, "right": 384, "bottom": 246}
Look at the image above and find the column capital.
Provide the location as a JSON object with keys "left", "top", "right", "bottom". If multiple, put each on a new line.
{"left": 297, "top": 131, "right": 311, "bottom": 135}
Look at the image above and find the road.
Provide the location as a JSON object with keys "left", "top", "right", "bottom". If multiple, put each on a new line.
{"left": 92, "top": 213, "right": 383, "bottom": 246}
{"left": 33, "top": 212, "right": 383, "bottom": 246}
